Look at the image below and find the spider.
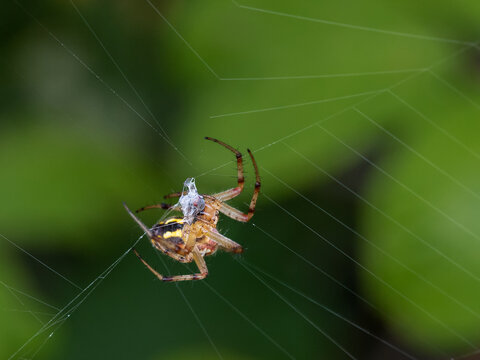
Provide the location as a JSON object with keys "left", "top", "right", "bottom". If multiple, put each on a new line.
{"left": 123, "top": 137, "right": 260, "bottom": 282}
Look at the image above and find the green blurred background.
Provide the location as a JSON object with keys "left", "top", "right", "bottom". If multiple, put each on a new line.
{"left": 2, "top": 0, "right": 480, "bottom": 359}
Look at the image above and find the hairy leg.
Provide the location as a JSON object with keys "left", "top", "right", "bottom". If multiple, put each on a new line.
{"left": 208, "top": 230, "right": 243, "bottom": 253}
{"left": 134, "top": 246, "right": 208, "bottom": 282}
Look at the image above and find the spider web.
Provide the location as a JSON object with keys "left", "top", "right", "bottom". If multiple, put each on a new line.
{"left": 2, "top": 0, "right": 480, "bottom": 359}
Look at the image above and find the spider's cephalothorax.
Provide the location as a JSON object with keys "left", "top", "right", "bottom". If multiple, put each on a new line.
{"left": 124, "top": 137, "right": 260, "bottom": 282}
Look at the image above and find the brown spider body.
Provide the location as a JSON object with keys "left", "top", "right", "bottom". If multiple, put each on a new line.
{"left": 124, "top": 137, "right": 260, "bottom": 282}
{"left": 151, "top": 198, "right": 222, "bottom": 261}
{"left": 150, "top": 218, "right": 191, "bottom": 259}
{"left": 188, "top": 196, "right": 223, "bottom": 256}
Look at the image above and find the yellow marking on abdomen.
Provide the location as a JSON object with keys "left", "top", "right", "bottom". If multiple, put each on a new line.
{"left": 163, "top": 229, "right": 183, "bottom": 238}
{"left": 164, "top": 218, "right": 184, "bottom": 225}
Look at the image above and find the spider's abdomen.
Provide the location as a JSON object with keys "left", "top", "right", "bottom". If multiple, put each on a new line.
{"left": 152, "top": 217, "right": 185, "bottom": 239}
{"left": 151, "top": 214, "right": 219, "bottom": 257}
{"left": 151, "top": 217, "right": 187, "bottom": 255}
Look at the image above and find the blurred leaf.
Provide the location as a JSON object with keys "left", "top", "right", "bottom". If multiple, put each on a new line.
{"left": 360, "top": 87, "right": 480, "bottom": 353}
{"left": 156, "top": 0, "right": 454, "bottom": 196}
{"left": 0, "top": 242, "right": 60, "bottom": 359}
{"left": 0, "top": 118, "right": 163, "bottom": 249}
{"left": 155, "top": 347, "right": 254, "bottom": 360}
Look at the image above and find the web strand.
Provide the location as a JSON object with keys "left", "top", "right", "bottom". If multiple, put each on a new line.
{"left": 1, "top": 233, "right": 82, "bottom": 290}
{"left": 232, "top": 2, "right": 475, "bottom": 46}
{"left": 144, "top": 0, "right": 220, "bottom": 79}
{"left": 219, "top": 68, "right": 426, "bottom": 81}
{"left": 13, "top": 0, "right": 193, "bottom": 167}
{"left": 195, "top": 44, "right": 475, "bottom": 180}
{"left": 236, "top": 258, "right": 358, "bottom": 360}
{"left": 8, "top": 234, "right": 145, "bottom": 360}
{"left": 263, "top": 193, "right": 476, "bottom": 349}
{"left": 428, "top": 70, "right": 480, "bottom": 111}
{"left": 8, "top": 1, "right": 480, "bottom": 358}
{"left": 201, "top": 280, "right": 296, "bottom": 359}
{"left": 68, "top": 0, "right": 175, "bottom": 145}
{"left": 1, "top": 282, "right": 45, "bottom": 325}
{"left": 388, "top": 90, "right": 480, "bottom": 162}
{"left": 354, "top": 107, "right": 480, "bottom": 202}
{"left": 250, "top": 223, "right": 450, "bottom": 358}
{"left": 243, "top": 259, "right": 418, "bottom": 360}
{"left": 262, "top": 164, "right": 480, "bottom": 320}
{"left": 209, "top": 89, "right": 383, "bottom": 118}
{"left": 0, "top": 281, "right": 60, "bottom": 312}
{"left": 288, "top": 139, "right": 480, "bottom": 285}
{"left": 152, "top": 253, "right": 223, "bottom": 360}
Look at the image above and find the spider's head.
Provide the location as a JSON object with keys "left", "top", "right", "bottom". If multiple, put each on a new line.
{"left": 178, "top": 178, "right": 205, "bottom": 224}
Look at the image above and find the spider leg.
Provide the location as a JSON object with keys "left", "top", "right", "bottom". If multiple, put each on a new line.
{"left": 123, "top": 203, "right": 152, "bottom": 237}
{"left": 163, "top": 191, "right": 185, "bottom": 199}
{"left": 133, "top": 248, "right": 165, "bottom": 280}
{"left": 217, "top": 202, "right": 249, "bottom": 222}
{"left": 125, "top": 203, "right": 188, "bottom": 262}
{"left": 134, "top": 247, "right": 208, "bottom": 282}
{"left": 163, "top": 247, "right": 208, "bottom": 282}
{"left": 216, "top": 150, "right": 260, "bottom": 222}
{"left": 217, "top": 149, "right": 260, "bottom": 222}
{"left": 206, "top": 137, "right": 245, "bottom": 201}
{"left": 207, "top": 230, "right": 243, "bottom": 253}
{"left": 135, "top": 203, "right": 180, "bottom": 213}
{"left": 182, "top": 224, "right": 198, "bottom": 253}
{"left": 150, "top": 239, "right": 189, "bottom": 263}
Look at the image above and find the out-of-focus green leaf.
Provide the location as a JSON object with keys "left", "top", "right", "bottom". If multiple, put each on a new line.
{"left": 0, "top": 119, "right": 163, "bottom": 249}
{"left": 360, "top": 85, "right": 480, "bottom": 353}
{"left": 0, "top": 242, "right": 59, "bottom": 359}
{"left": 156, "top": 0, "right": 455, "bottom": 196}
{"left": 155, "top": 347, "right": 253, "bottom": 360}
